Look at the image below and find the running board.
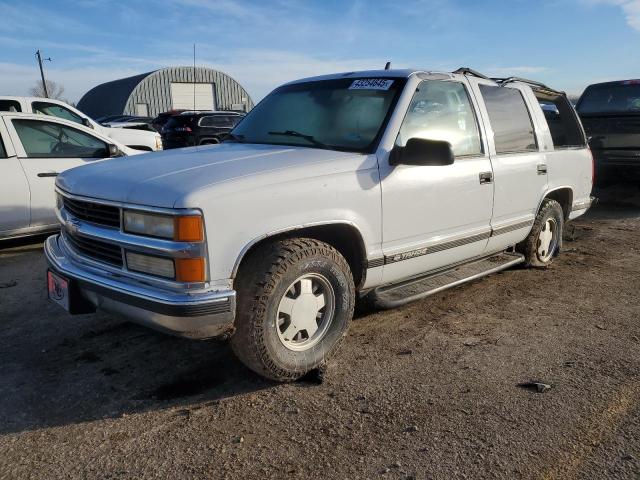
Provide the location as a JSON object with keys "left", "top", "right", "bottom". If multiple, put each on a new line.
{"left": 371, "top": 252, "right": 525, "bottom": 309}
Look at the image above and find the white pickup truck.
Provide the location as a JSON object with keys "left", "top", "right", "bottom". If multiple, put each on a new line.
{"left": 45, "top": 68, "right": 593, "bottom": 381}
{"left": 0, "top": 97, "right": 162, "bottom": 152}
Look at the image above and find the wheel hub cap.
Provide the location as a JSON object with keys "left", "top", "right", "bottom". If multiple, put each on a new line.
{"left": 537, "top": 218, "right": 557, "bottom": 262}
{"left": 276, "top": 274, "right": 335, "bottom": 351}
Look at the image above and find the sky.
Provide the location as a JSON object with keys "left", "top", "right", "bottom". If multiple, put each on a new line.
{"left": 1, "top": 0, "right": 639, "bottom": 105}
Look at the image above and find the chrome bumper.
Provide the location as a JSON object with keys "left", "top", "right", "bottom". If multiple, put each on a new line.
{"left": 45, "top": 234, "right": 236, "bottom": 339}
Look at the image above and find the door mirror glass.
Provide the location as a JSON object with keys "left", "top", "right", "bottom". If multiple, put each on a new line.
{"left": 108, "top": 144, "right": 121, "bottom": 157}
{"left": 390, "top": 137, "right": 454, "bottom": 166}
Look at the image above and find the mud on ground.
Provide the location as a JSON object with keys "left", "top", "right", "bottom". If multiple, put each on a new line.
{"left": 0, "top": 184, "right": 639, "bottom": 479}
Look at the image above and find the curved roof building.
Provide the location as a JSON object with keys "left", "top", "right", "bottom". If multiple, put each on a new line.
{"left": 77, "top": 66, "right": 254, "bottom": 118}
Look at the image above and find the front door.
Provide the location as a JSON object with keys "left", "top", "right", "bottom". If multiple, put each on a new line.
{"left": 6, "top": 117, "right": 110, "bottom": 227}
{"left": 0, "top": 120, "right": 30, "bottom": 233}
{"left": 379, "top": 79, "right": 494, "bottom": 284}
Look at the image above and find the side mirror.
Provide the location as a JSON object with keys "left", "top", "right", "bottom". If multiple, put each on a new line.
{"left": 82, "top": 118, "right": 94, "bottom": 129}
{"left": 390, "top": 138, "right": 454, "bottom": 166}
{"left": 108, "top": 144, "right": 121, "bottom": 157}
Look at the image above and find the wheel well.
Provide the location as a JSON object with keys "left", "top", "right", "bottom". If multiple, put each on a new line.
{"left": 544, "top": 188, "right": 573, "bottom": 220}
{"left": 235, "top": 224, "right": 368, "bottom": 289}
{"left": 199, "top": 137, "right": 220, "bottom": 145}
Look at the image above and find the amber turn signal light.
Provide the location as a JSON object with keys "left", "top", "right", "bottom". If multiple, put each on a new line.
{"left": 175, "top": 257, "right": 206, "bottom": 283}
{"left": 174, "top": 215, "right": 204, "bottom": 242}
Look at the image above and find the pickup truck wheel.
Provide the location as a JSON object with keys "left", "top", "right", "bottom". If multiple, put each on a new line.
{"left": 518, "top": 199, "right": 564, "bottom": 268}
{"left": 230, "top": 238, "right": 355, "bottom": 382}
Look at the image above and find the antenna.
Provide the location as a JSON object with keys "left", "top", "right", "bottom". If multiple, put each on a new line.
{"left": 384, "top": 61, "right": 391, "bottom": 70}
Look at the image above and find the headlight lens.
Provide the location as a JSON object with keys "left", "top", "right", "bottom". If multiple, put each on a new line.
{"left": 126, "top": 251, "right": 175, "bottom": 278}
{"left": 155, "top": 135, "right": 163, "bottom": 150}
{"left": 124, "top": 211, "right": 175, "bottom": 239}
{"left": 123, "top": 211, "right": 204, "bottom": 242}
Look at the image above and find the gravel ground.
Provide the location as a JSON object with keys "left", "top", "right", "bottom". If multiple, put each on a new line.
{"left": 0, "top": 185, "right": 639, "bottom": 480}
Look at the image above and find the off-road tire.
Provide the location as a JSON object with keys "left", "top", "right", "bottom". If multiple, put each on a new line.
{"left": 517, "top": 199, "right": 564, "bottom": 268}
{"left": 230, "top": 238, "right": 355, "bottom": 382}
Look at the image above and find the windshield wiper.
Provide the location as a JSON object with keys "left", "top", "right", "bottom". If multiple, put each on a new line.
{"left": 267, "top": 130, "right": 328, "bottom": 148}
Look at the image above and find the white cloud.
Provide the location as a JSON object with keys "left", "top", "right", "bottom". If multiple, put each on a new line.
{"left": 583, "top": 0, "right": 640, "bottom": 31}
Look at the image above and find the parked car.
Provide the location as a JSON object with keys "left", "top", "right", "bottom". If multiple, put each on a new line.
{"left": 103, "top": 117, "right": 155, "bottom": 132}
{"left": 45, "top": 68, "right": 593, "bottom": 381}
{"left": 151, "top": 110, "right": 187, "bottom": 132}
{"left": 0, "top": 112, "right": 137, "bottom": 240}
{"left": 576, "top": 79, "right": 640, "bottom": 182}
{"left": 161, "top": 111, "right": 245, "bottom": 149}
{"left": 0, "top": 97, "right": 163, "bottom": 152}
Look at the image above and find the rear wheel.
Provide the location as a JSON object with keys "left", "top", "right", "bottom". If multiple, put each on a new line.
{"left": 230, "top": 238, "right": 355, "bottom": 381}
{"left": 517, "top": 199, "right": 564, "bottom": 268}
{"left": 200, "top": 138, "right": 220, "bottom": 145}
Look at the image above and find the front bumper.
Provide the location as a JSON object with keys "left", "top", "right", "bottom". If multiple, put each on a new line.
{"left": 45, "top": 234, "right": 236, "bottom": 339}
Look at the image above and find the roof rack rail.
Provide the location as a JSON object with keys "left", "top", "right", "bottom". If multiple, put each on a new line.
{"left": 453, "top": 67, "right": 490, "bottom": 80}
{"left": 492, "top": 77, "right": 563, "bottom": 94}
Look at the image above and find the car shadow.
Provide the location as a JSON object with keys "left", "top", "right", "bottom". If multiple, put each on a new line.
{"left": 587, "top": 182, "right": 640, "bottom": 220}
{"left": 0, "top": 307, "right": 287, "bottom": 434}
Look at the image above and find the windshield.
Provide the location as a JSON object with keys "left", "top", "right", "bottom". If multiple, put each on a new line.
{"left": 577, "top": 82, "right": 640, "bottom": 115}
{"left": 229, "top": 77, "right": 406, "bottom": 152}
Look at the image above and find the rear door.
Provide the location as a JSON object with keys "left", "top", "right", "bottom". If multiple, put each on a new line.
{"left": 0, "top": 118, "right": 30, "bottom": 233}
{"left": 468, "top": 79, "right": 548, "bottom": 252}
{"left": 5, "top": 117, "right": 111, "bottom": 227}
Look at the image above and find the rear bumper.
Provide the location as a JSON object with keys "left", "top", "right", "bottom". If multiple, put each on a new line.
{"left": 44, "top": 234, "right": 236, "bottom": 339}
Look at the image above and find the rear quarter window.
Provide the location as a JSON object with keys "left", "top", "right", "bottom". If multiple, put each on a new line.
{"left": 535, "top": 92, "right": 586, "bottom": 148}
{"left": 0, "top": 100, "right": 21, "bottom": 112}
{"left": 479, "top": 85, "right": 537, "bottom": 154}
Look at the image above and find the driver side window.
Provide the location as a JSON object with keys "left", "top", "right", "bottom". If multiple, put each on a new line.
{"left": 397, "top": 80, "right": 482, "bottom": 157}
{"left": 12, "top": 119, "right": 108, "bottom": 159}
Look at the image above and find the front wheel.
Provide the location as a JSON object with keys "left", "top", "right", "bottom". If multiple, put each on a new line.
{"left": 517, "top": 199, "right": 564, "bottom": 268}
{"left": 230, "top": 238, "right": 355, "bottom": 382}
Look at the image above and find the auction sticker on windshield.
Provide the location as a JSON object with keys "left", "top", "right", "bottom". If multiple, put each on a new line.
{"left": 349, "top": 79, "right": 394, "bottom": 90}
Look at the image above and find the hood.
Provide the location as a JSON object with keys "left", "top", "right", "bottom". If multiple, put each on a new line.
{"left": 56, "top": 143, "right": 368, "bottom": 208}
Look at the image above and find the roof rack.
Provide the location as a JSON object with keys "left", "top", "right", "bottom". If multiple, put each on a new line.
{"left": 453, "top": 67, "right": 490, "bottom": 80}
{"left": 492, "top": 77, "right": 564, "bottom": 94}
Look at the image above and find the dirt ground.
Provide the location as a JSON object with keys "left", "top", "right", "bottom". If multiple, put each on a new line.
{"left": 1, "top": 184, "right": 639, "bottom": 480}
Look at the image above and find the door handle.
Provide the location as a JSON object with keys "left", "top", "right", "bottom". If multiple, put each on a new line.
{"left": 37, "top": 171, "right": 59, "bottom": 177}
{"left": 479, "top": 171, "right": 493, "bottom": 184}
{"left": 537, "top": 164, "right": 548, "bottom": 175}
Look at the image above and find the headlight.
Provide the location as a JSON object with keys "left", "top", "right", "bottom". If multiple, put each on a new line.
{"left": 126, "top": 251, "right": 175, "bottom": 278}
{"left": 155, "top": 136, "right": 163, "bottom": 150}
{"left": 123, "top": 211, "right": 203, "bottom": 242}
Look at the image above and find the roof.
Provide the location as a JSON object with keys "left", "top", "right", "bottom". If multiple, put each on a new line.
{"left": 77, "top": 71, "right": 151, "bottom": 118}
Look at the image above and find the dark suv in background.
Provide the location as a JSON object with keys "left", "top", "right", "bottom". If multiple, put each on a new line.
{"left": 160, "top": 111, "right": 245, "bottom": 149}
{"left": 576, "top": 80, "right": 640, "bottom": 183}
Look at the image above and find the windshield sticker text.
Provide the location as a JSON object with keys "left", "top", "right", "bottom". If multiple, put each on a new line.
{"left": 349, "top": 79, "right": 394, "bottom": 90}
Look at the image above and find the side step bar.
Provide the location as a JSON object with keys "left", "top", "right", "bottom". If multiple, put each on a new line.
{"left": 371, "top": 251, "right": 525, "bottom": 309}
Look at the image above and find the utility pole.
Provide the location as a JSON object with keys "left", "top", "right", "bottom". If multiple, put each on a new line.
{"left": 35, "top": 50, "right": 51, "bottom": 98}
{"left": 193, "top": 43, "right": 196, "bottom": 110}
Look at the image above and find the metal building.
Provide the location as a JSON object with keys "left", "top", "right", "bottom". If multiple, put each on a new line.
{"left": 77, "top": 66, "right": 254, "bottom": 118}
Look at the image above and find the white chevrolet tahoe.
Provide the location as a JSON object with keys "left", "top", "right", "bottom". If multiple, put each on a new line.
{"left": 45, "top": 68, "right": 593, "bottom": 381}
{"left": 0, "top": 97, "right": 163, "bottom": 152}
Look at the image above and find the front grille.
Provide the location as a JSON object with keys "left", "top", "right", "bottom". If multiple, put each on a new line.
{"left": 64, "top": 232, "right": 123, "bottom": 267}
{"left": 63, "top": 197, "right": 120, "bottom": 228}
